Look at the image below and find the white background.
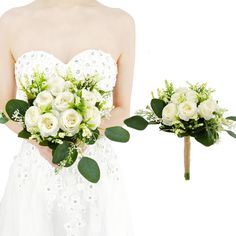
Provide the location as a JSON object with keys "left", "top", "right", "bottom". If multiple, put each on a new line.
{"left": 1, "top": 1, "right": 236, "bottom": 235}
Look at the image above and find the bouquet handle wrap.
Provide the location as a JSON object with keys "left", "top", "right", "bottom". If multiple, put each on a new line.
{"left": 184, "top": 136, "right": 191, "bottom": 180}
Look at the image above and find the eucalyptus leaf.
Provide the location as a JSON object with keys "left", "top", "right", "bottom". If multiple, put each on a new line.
{"left": 194, "top": 129, "right": 218, "bottom": 146}
{"left": 78, "top": 156, "right": 100, "bottom": 183}
{"left": 18, "top": 129, "right": 31, "bottom": 139}
{"left": 5, "top": 99, "right": 29, "bottom": 121}
{"left": 52, "top": 141, "right": 71, "bottom": 164}
{"left": 151, "top": 99, "right": 166, "bottom": 118}
{"left": 226, "top": 130, "right": 236, "bottom": 138}
{"left": 0, "top": 112, "right": 9, "bottom": 124}
{"left": 226, "top": 116, "right": 236, "bottom": 121}
{"left": 124, "top": 115, "right": 149, "bottom": 130}
{"left": 52, "top": 141, "right": 78, "bottom": 167}
{"left": 41, "top": 141, "right": 59, "bottom": 150}
{"left": 64, "top": 148, "right": 78, "bottom": 167}
{"left": 105, "top": 126, "right": 130, "bottom": 143}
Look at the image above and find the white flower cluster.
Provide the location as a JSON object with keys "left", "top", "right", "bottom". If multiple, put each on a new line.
{"left": 22, "top": 71, "right": 112, "bottom": 142}
{"left": 161, "top": 87, "right": 219, "bottom": 126}
{"left": 134, "top": 81, "right": 236, "bottom": 147}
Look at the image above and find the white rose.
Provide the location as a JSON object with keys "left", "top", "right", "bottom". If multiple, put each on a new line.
{"left": 60, "top": 109, "right": 82, "bottom": 136}
{"left": 81, "top": 89, "right": 97, "bottom": 106}
{"left": 162, "top": 103, "right": 178, "bottom": 126}
{"left": 171, "top": 92, "right": 186, "bottom": 104}
{"left": 186, "top": 90, "right": 198, "bottom": 103}
{"left": 38, "top": 113, "right": 59, "bottom": 137}
{"left": 198, "top": 99, "right": 217, "bottom": 120}
{"left": 171, "top": 89, "right": 198, "bottom": 104}
{"left": 25, "top": 106, "right": 41, "bottom": 130}
{"left": 34, "top": 91, "right": 53, "bottom": 108}
{"left": 47, "top": 77, "right": 66, "bottom": 96}
{"left": 178, "top": 101, "right": 197, "bottom": 121}
{"left": 54, "top": 92, "right": 74, "bottom": 111}
{"left": 84, "top": 107, "right": 101, "bottom": 130}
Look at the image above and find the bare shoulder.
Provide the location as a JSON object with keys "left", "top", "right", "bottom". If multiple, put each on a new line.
{"left": 96, "top": 6, "right": 135, "bottom": 53}
{"left": 0, "top": 8, "right": 18, "bottom": 29}
{"left": 98, "top": 5, "right": 135, "bottom": 29}
{"left": 112, "top": 8, "right": 135, "bottom": 26}
{"left": 0, "top": 4, "right": 32, "bottom": 32}
{"left": 115, "top": 8, "right": 135, "bottom": 34}
{"left": 109, "top": 8, "right": 135, "bottom": 41}
{"left": 0, "top": 5, "right": 30, "bottom": 22}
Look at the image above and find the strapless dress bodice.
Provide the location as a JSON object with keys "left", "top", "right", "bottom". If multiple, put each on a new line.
{"left": 14, "top": 49, "right": 118, "bottom": 96}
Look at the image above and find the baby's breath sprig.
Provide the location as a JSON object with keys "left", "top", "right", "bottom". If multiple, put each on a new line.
{"left": 136, "top": 105, "right": 160, "bottom": 124}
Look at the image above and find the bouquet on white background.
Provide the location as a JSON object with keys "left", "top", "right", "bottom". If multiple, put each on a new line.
{"left": 122, "top": 81, "right": 236, "bottom": 180}
{"left": 0, "top": 69, "right": 129, "bottom": 183}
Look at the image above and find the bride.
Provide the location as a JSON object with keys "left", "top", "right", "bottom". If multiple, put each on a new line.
{"left": 0, "top": 0, "right": 135, "bottom": 235}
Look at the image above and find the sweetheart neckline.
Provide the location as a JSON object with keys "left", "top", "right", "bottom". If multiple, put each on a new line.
{"left": 14, "top": 49, "right": 118, "bottom": 66}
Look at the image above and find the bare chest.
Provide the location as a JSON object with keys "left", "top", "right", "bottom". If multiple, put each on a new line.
{"left": 11, "top": 10, "right": 120, "bottom": 63}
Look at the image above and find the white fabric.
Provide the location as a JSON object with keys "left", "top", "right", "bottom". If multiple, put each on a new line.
{"left": 0, "top": 49, "right": 133, "bottom": 236}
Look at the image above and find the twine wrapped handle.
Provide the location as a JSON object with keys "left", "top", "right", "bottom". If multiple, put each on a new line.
{"left": 184, "top": 136, "right": 191, "bottom": 180}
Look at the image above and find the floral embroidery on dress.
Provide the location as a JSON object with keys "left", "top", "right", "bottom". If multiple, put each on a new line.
{"left": 14, "top": 137, "right": 120, "bottom": 235}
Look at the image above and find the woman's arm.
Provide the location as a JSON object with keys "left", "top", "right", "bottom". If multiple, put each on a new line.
{"left": 99, "top": 13, "right": 136, "bottom": 131}
{"left": 0, "top": 12, "right": 57, "bottom": 167}
{"left": 0, "top": 13, "right": 23, "bottom": 134}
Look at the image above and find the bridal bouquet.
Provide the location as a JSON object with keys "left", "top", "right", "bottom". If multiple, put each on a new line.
{"left": 121, "top": 81, "right": 236, "bottom": 180}
{"left": 0, "top": 69, "right": 129, "bottom": 183}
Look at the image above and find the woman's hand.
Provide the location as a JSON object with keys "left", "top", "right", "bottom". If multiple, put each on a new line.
{"left": 37, "top": 145, "right": 59, "bottom": 168}
{"left": 98, "top": 127, "right": 105, "bottom": 136}
{"left": 28, "top": 140, "right": 58, "bottom": 168}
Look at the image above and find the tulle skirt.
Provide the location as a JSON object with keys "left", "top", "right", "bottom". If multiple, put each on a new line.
{"left": 0, "top": 137, "right": 133, "bottom": 236}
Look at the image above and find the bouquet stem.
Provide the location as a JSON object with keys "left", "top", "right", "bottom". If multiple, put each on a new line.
{"left": 184, "top": 136, "right": 191, "bottom": 180}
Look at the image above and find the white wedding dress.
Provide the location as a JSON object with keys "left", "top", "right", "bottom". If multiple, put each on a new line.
{"left": 0, "top": 49, "right": 133, "bottom": 236}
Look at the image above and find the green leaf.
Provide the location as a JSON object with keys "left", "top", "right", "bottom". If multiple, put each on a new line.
{"left": 194, "top": 129, "right": 218, "bottom": 146}
{"left": 151, "top": 99, "right": 166, "bottom": 118}
{"left": 52, "top": 141, "right": 70, "bottom": 164}
{"left": 0, "top": 112, "right": 9, "bottom": 124}
{"left": 39, "top": 140, "right": 50, "bottom": 147}
{"left": 64, "top": 148, "right": 78, "bottom": 167}
{"left": 52, "top": 141, "right": 78, "bottom": 167}
{"left": 105, "top": 126, "right": 130, "bottom": 143}
{"left": 87, "top": 129, "right": 100, "bottom": 145}
{"left": 226, "top": 130, "right": 236, "bottom": 138}
{"left": 78, "top": 156, "right": 100, "bottom": 183}
{"left": 124, "top": 115, "right": 149, "bottom": 130}
{"left": 5, "top": 99, "right": 29, "bottom": 121}
{"left": 226, "top": 116, "right": 236, "bottom": 121}
{"left": 18, "top": 129, "right": 31, "bottom": 139}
